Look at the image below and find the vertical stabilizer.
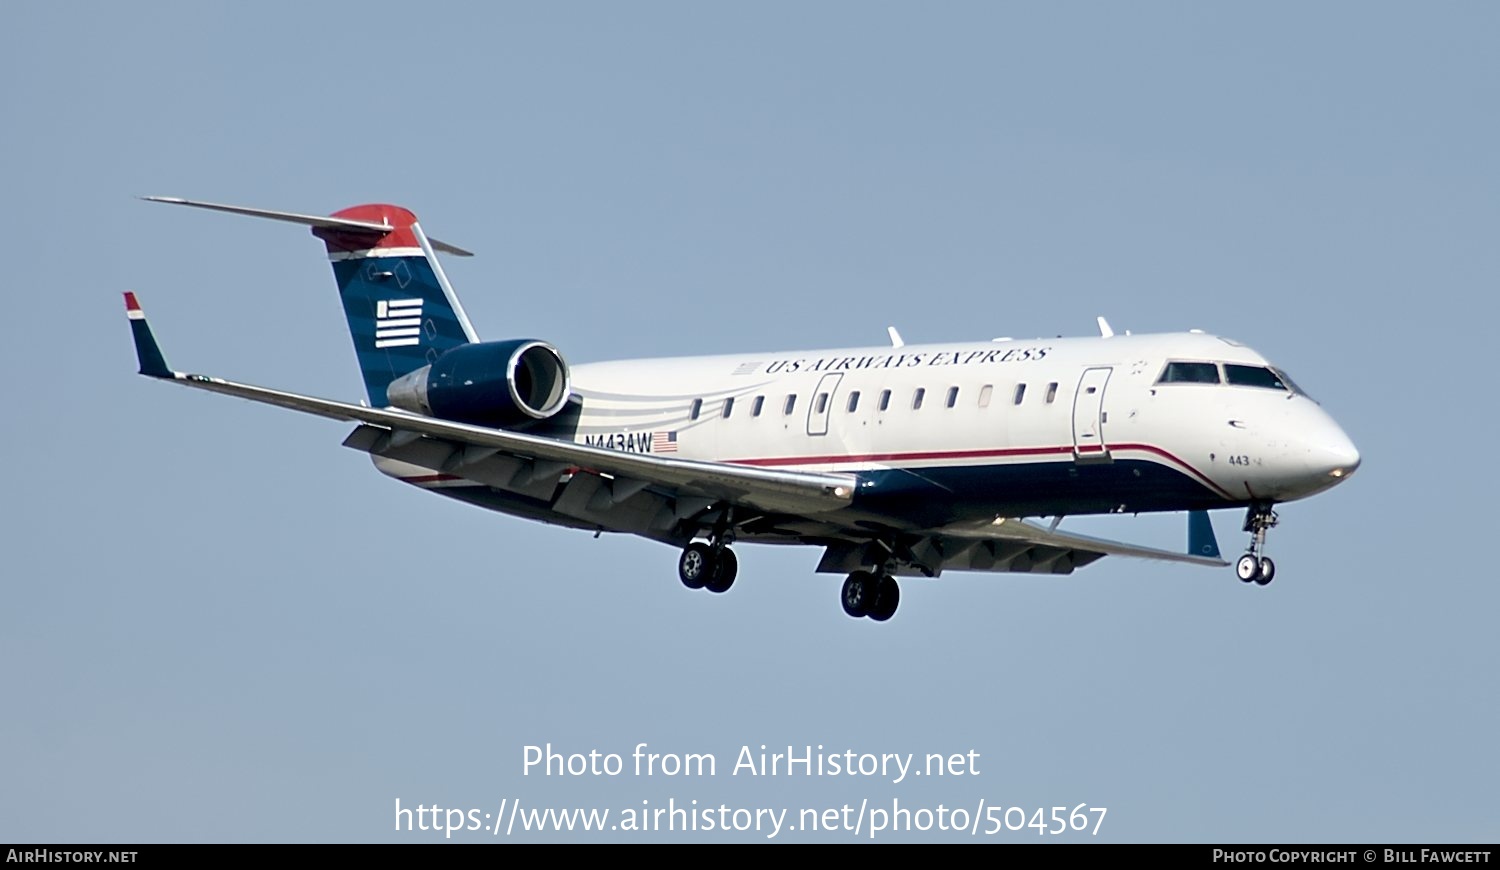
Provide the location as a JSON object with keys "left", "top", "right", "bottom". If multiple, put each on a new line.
{"left": 314, "top": 204, "right": 479, "bottom": 405}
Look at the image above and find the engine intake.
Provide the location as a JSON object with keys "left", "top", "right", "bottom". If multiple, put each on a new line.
{"left": 386, "top": 339, "right": 571, "bottom": 427}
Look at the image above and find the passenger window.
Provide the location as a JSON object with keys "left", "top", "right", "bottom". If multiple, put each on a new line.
{"left": 815, "top": 393, "right": 829, "bottom": 414}
{"left": 784, "top": 394, "right": 797, "bottom": 415}
{"left": 752, "top": 395, "right": 764, "bottom": 417}
{"left": 879, "top": 390, "right": 891, "bottom": 411}
{"left": 1013, "top": 384, "right": 1026, "bottom": 405}
{"left": 690, "top": 398, "right": 702, "bottom": 420}
{"left": 847, "top": 391, "right": 860, "bottom": 413}
{"left": 1045, "top": 382, "right": 1058, "bottom": 403}
{"left": 978, "top": 384, "right": 992, "bottom": 408}
{"left": 946, "top": 386, "right": 959, "bottom": 408}
{"left": 1157, "top": 361, "right": 1221, "bottom": 384}
{"left": 912, "top": 388, "right": 926, "bottom": 410}
{"left": 1224, "top": 364, "right": 1289, "bottom": 391}
{"left": 722, "top": 397, "right": 734, "bottom": 418}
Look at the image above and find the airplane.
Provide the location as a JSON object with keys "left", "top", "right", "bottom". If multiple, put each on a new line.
{"left": 124, "top": 197, "right": 1361, "bottom": 621}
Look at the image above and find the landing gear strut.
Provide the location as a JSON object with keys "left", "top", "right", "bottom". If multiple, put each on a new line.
{"left": 841, "top": 569, "right": 900, "bottom": 621}
{"left": 1236, "top": 504, "right": 1278, "bottom": 586}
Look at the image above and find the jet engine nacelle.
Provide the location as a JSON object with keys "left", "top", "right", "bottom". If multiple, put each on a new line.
{"left": 385, "top": 339, "right": 571, "bottom": 427}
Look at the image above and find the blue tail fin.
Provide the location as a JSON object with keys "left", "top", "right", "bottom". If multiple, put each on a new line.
{"left": 314, "top": 204, "right": 479, "bottom": 405}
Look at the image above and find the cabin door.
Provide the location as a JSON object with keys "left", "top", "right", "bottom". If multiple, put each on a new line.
{"left": 1072, "top": 367, "right": 1113, "bottom": 461}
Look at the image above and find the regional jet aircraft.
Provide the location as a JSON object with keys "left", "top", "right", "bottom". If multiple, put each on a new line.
{"left": 125, "top": 198, "right": 1361, "bottom": 621}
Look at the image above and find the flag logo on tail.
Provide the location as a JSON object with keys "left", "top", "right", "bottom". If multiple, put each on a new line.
{"left": 652, "top": 431, "right": 679, "bottom": 453}
{"left": 375, "top": 299, "right": 423, "bottom": 348}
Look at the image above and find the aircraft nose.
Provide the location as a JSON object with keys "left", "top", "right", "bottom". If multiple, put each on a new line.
{"left": 1304, "top": 420, "right": 1361, "bottom": 482}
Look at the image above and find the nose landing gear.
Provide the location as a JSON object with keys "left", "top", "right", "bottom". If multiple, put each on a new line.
{"left": 1237, "top": 504, "right": 1278, "bottom": 586}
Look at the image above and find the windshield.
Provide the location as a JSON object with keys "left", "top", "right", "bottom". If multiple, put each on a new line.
{"left": 1156, "top": 360, "right": 1316, "bottom": 400}
{"left": 1271, "top": 367, "right": 1313, "bottom": 400}
{"left": 1223, "top": 364, "right": 1287, "bottom": 391}
{"left": 1156, "top": 361, "right": 1220, "bottom": 384}
{"left": 1224, "top": 363, "right": 1315, "bottom": 400}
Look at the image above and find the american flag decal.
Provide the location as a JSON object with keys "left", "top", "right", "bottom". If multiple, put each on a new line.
{"left": 375, "top": 298, "right": 423, "bottom": 348}
{"left": 652, "top": 431, "right": 678, "bottom": 453}
{"left": 732, "top": 361, "right": 762, "bottom": 375}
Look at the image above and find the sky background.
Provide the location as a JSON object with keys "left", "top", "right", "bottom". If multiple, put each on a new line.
{"left": 3, "top": 1, "right": 1496, "bottom": 843}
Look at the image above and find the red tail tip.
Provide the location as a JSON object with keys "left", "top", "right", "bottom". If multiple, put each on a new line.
{"left": 123, "top": 291, "right": 142, "bottom": 312}
{"left": 316, "top": 204, "right": 421, "bottom": 255}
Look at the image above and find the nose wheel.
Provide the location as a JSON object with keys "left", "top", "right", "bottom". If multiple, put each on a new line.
{"left": 1236, "top": 554, "right": 1275, "bottom": 585}
{"left": 1237, "top": 505, "right": 1278, "bottom": 586}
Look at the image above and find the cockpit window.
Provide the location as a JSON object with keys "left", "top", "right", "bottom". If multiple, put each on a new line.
{"left": 1224, "top": 364, "right": 1289, "bottom": 391}
{"left": 1272, "top": 368, "right": 1311, "bottom": 399}
{"left": 1157, "top": 362, "right": 1220, "bottom": 384}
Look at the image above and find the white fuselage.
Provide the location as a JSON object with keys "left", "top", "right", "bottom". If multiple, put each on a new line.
{"left": 549, "top": 331, "right": 1358, "bottom": 522}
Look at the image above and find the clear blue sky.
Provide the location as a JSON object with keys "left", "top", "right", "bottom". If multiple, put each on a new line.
{"left": 3, "top": 1, "right": 1495, "bottom": 842}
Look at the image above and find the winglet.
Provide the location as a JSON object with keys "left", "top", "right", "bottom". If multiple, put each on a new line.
{"left": 1188, "top": 510, "right": 1221, "bottom": 559}
{"left": 123, "top": 292, "right": 172, "bottom": 378}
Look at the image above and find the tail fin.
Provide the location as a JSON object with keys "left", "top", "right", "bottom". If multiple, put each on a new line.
{"left": 142, "top": 197, "right": 479, "bottom": 405}
{"left": 315, "top": 204, "right": 478, "bottom": 405}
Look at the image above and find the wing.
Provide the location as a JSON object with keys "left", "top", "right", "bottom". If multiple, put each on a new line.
{"left": 124, "top": 294, "right": 855, "bottom": 527}
{"left": 815, "top": 516, "right": 1227, "bottom": 577}
{"left": 937, "top": 516, "right": 1226, "bottom": 571}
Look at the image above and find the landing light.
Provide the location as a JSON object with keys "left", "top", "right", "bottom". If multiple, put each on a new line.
{"left": 1329, "top": 469, "right": 1345, "bottom": 478}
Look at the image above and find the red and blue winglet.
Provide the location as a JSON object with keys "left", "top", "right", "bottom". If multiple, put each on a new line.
{"left": 123, "top": 292, "right": 172, "bottom": 378}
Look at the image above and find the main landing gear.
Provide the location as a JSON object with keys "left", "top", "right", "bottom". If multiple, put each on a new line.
{"left": 841, "top": 570, "right": 900, "bottom": 622}
{"left": 677, "top": 540, "right": 738, "bottom": 594}
{"left": 1236, "top": 504, "right": 1279, "bottom": 586}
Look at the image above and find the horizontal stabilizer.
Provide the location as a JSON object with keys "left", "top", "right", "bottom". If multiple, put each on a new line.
{"left": 140, "top": 196, "right": 473, "bottom": 256}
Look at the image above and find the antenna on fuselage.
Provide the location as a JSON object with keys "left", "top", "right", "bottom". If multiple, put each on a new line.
{"left": 1097, "top": 316, "right": 1115, "bottom": 338}
{"left": 887, "top": 326, "right": 905, "bottom": 348}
